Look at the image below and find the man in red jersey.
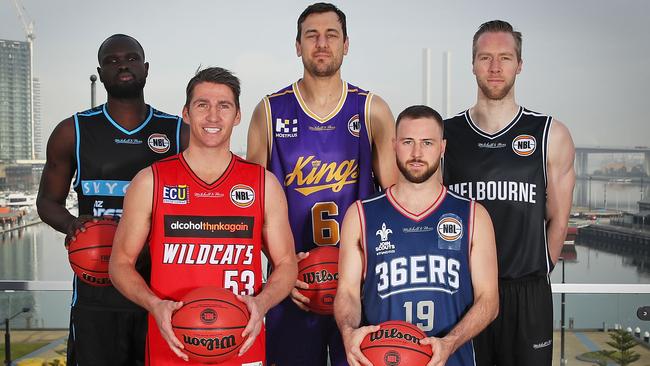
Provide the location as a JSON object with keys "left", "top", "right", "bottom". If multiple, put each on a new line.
{"left": 110, "top": 67, "right": 298, "bottom": 366}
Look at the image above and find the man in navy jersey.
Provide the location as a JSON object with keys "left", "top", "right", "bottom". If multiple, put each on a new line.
{"left": 246, "top": 3, "right": 397, "bottom": 366}
{"left": 37, "top": 34, "right": 187, "bottom": 365}
{"left": 443, "top": 20, "right": 575, "bottom": 366}
{"left": 335, "top": 105, "right": 498, "bottom": 366}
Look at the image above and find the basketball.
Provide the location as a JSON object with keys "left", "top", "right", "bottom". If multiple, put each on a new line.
{"left": 297, "top": 246, "right": 339, "bottom": 314}
{"left": 360, "top": 320, "right": 433, "bottom": 366}
{"left": 67, "top": 218, "right": 117, "bottom": 286}
{"left": 172, "top": 287, "right": 250, "bottom": 364}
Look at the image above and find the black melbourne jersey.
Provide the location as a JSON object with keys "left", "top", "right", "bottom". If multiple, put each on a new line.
{"left": 72, "top": 103, "right": 182, "bottom": 310}
{"left": 443, "top": 107, "right": 552, "bottom": 279}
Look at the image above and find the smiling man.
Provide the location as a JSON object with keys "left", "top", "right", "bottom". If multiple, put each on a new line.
{"left": 37, "top": 34, "right": 186, "bottom": 366}
{"left": 443, "top": 20, "right": 576, "bottom": 366}
{"left": 246, "top": 3, "right": 397, "bottom": 365}
{"left": 110, "top": 67, "right": 297, "bottom": 366}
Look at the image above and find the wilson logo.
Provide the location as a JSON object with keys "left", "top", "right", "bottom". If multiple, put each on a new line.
{"left": 148, "top": 133, "right": 171, "bottom": 154}
{"left": 437, "top": 216, "right": 463, "bottom": 242}
{"left": 284, "top": 156, "right": 359, "bottom": 196}
{"left": 230, "top": 185, "right": 255, "bottom": 208}
{"left": 347, "top": 114, "right": 360, "bottom": 137}
{"left": 182, "top": 334, "right": 236, "bottom": 350}
{"left": 512, "top": 134, "right": 536, "bottom": 156}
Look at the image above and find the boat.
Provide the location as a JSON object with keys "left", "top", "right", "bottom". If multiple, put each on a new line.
{"left": 5, "top": 192, "right": 37, "bottom": 209}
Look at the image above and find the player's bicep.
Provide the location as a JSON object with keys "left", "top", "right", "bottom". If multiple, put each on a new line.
{"left": 246, "top": 100, "right": 269, "bottom": 166}
{"left": 262, "top": 171, "right": 295, "bottom": 267}
{"left": 338, "top": 203, "right": 364, "bottom": 294}
{"left": 546, "top": 120, "right": 575, "bottom": 216}
{"left": 113, "top": 167, "right": 154, "bottom": 264}
{"left": 469, "top": 203, "right": 498, "bottom": 299}
{"left": 38, "top": 119, "right": 76, "bottom": 204}
{"left": 369, "top": 95, "right": 398, "bottom": 189}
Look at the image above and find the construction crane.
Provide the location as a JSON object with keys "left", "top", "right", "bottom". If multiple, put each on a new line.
{"left": 11, "top": 0, "right": 36, "bottom": 160}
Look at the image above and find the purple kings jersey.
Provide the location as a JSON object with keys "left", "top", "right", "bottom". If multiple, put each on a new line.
{"left": 265, "top": 81, "right": 375, "bottom": 253}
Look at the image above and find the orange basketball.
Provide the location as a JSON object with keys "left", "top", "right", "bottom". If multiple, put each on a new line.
{"left": 297, "top": 246, "right": 339, "bottom": 314}
{"left": 360, "top": 320, "right": 433, "bottom": 366}
{"left": 172, "top": 287, "right": 250, "bottom": 364}
{"left": 67, "top": 218, "right": 117, "bottom": 286}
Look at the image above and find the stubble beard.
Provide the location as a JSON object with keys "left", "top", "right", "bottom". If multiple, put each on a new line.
{"left": 477, "top": 76, "right": 515, "bottom": 101}
{"left": 397, "top": 158, "right": 438, "bottom": 184}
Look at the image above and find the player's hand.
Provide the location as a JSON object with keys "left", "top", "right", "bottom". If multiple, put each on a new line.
{"left": 150, "top": 299, "right": 188, "bottom": 361}
{"left": 236, "top": 294, "right": 267, "bottom": 356}
{"left": 341, "top": 325, "right": 379, "bottom": 366}
{"left": 421, "top": 336, "right": 454, "bottom": 366}
{"left": 290, "top": 251, "right": 310, "bottom": 311}
{"left": 64, "top": 215, "right": 97, "bottom": 248}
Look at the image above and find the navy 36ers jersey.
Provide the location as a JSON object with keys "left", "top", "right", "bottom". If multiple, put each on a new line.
{"left": 360, "top": 187, "right": 476, "bottom": 366}
{"left": 265, "top": 81, "right": 375, "bottom": 252}
{"left": 72, "top": 104, "right": 182, "bottom": 309}
{"left": 443, "top": 107, "right": 552, "bottom": 279}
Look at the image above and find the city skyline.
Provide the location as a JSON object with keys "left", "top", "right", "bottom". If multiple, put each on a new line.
{"left": 0, "top": 0, "right": 649, "bottom": 155}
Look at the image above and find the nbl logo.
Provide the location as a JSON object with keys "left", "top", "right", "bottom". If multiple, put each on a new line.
{"left": 384, "top": 350, "right": 401, "bottom": 366}
{"left": 230, "top": 185, "right": 255, "bottom": 208}
{"left": 200, "top": 308, "right": 218, "bottom": 324}
{"left": 148, "top": 133, "right": 171, "bottom": 154}
{"left": 347, "top": 114, "right": 360, "bottom": 137}
{"left": 512, "top": 134, "right": 536, "bottom": 156}
{"left": 437, "top": 215, "right": 463, "bottom": 242}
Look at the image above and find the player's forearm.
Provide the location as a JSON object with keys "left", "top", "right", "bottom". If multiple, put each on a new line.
{"left": 443, "top": 292, "right": 498, "bottom": 352}
{"left": 110, "top": 261, "right": 161, "bottom": 312}
{"left": 256, "top": 257, "right": 297, "bottom": 314}
{"left": 36, "top": 196, "right": 76, "bottom": 235}
{"left": 334, "top": 290, "right": 363, "bottom": 336}
{"left": 546, "top": 216, "right": 569, "bottom": 264}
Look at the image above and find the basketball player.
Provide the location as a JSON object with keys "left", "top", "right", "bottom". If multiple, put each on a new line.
{"left": 36, "top": 34, "right": 187, "bottom": 366}
{"left": 246, "top": 3, "right": 397, "bottom": 365}
{"left": 443, "top": 20, "right": 575, "bottom": 366}
{"left": 335, "top": 106, "right": 498, "bottom": 366}
{"left": 110, "top": 67, "right": 298, "bottom": 366}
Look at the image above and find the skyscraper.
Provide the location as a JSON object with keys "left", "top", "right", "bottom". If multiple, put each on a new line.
{"left": 0, "top": 39, "right": 33, "bottom": 161}
{"left": 33, "top": 77, "right": 43, "bottom": 160}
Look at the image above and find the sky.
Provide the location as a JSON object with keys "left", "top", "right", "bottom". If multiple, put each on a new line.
{"left": 1, "top": 0, "right": 649, "bottom": 154}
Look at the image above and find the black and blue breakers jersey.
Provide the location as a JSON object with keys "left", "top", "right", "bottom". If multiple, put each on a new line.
{"left": 360, "top": 186, "right": 476, "bottom": 366}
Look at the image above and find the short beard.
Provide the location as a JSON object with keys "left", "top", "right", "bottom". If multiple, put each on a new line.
{"left": 105, "top": 79, "right": 146, "bottom": 99}
{"left": 396, "top": 158, "right": 438, "bottom": 184}
{"left": 303, "top": 58, "right": 342, "bottom": 78}
{"left": 477, "top": 77, "right": 515, "bottom": 100}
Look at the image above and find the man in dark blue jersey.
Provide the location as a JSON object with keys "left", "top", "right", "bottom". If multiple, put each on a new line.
{"left": 37, "top": 34, "right": 188, "bottom": 366}
{"left": 336, "top": 105, "right": 498, "bottom": 366}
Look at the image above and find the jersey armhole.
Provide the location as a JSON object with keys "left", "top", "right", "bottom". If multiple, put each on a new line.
{"left": 263, "top": 96, "right": 273, "bottom": 166}
{"left": 542, "top": 116, "right": 553, "bottom": 187}
{"left": 363, "top": 93, "right": 374, "bottom": 146}
{"left": 356, "top": 200, "right": 367, "bottom": 281}
{"left": 468, "top": 200, "right": 476, "bottom": 255}
{"left": 72, "top": 114, "right": 81, "bottom": 188}
{"left": 147, "top": 164, "right": 159, "bottom": 244}
{"left": 175, "top": 117, "right": 182, "bottom": 154}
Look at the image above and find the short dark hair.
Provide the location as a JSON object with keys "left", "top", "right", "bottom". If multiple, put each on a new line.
{"left": 97, "top": 34, "right": 145, "bottom": 63}
{"left": 184, "top": 67, "right": 240, "bottom": 110}
{"left": 472, "top": 20, "right": 522, "bottom": 62}
{"left": 395, "top": 105, "right": 443, "bottom": 132}
{"left": 296, "top": 2, "right": 347, "bottom": 42}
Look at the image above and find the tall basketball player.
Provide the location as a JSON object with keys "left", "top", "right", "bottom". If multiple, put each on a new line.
{"left": 37, "top": 34, "right": 187, "bottom": 366}
{"left": 246, "top": 3, "right": 398, "bottom": 365}
{"left": 110, "top": 67, "right": 298, "bottom": 366}
{"left": 443, "top": 21, "right": 576, "bottom": 366}
{"left": 335, "top": 105, "right": 498, "bottom": 366}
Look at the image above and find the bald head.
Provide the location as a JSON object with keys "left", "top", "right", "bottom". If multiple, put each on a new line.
{"left": 97, "top": 34, "right": 145, "bottom": 64}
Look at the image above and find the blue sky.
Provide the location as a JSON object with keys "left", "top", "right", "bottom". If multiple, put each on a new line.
{"left": 1, "top": 0, "right": 649, "bottom": 153}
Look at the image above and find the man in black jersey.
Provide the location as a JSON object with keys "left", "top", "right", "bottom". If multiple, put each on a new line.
{"left": 37, "top": 34, "right": 188, "bottom": 366}
{"left": 443, "top": 20, "right": 575, "bottom": 366}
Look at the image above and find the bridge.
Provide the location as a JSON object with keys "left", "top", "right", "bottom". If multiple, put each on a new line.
{"left": 574, "top": 146, "right": 650, "bottom": 207}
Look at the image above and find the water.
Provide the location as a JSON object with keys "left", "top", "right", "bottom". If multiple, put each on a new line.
{"left": 1, "top": 223, "right": 650, "bottom": 330}
{"left": 573, "top": 179, "right": 649, "bottom": 212}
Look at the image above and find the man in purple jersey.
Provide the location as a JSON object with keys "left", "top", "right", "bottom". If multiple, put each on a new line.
{"left": 246, "top": 3, "right": 397, "bottom": 365}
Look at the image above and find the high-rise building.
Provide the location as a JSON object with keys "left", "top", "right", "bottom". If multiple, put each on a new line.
{"left": 0, "top": 39, "right": 33, "bottom": 162}
{"left": 33, "top": 77, "right": 43, "bottom": 160}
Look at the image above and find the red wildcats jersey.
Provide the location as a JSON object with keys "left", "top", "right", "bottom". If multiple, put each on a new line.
{"left": 147, "top": 153, "right": 266, "bottom": 366}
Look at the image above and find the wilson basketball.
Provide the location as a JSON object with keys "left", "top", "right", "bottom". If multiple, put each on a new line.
{"left": 297, "top": 246, "right": 339, "bottom": 314}
{"left": 172, "top": 287, "right": 250, "bottom": 364}
{"left": 360, "top": 320, "right": 433, "bottom": 366}
{"left": 67, "top": 218, "right": 117, "bottom": 286}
